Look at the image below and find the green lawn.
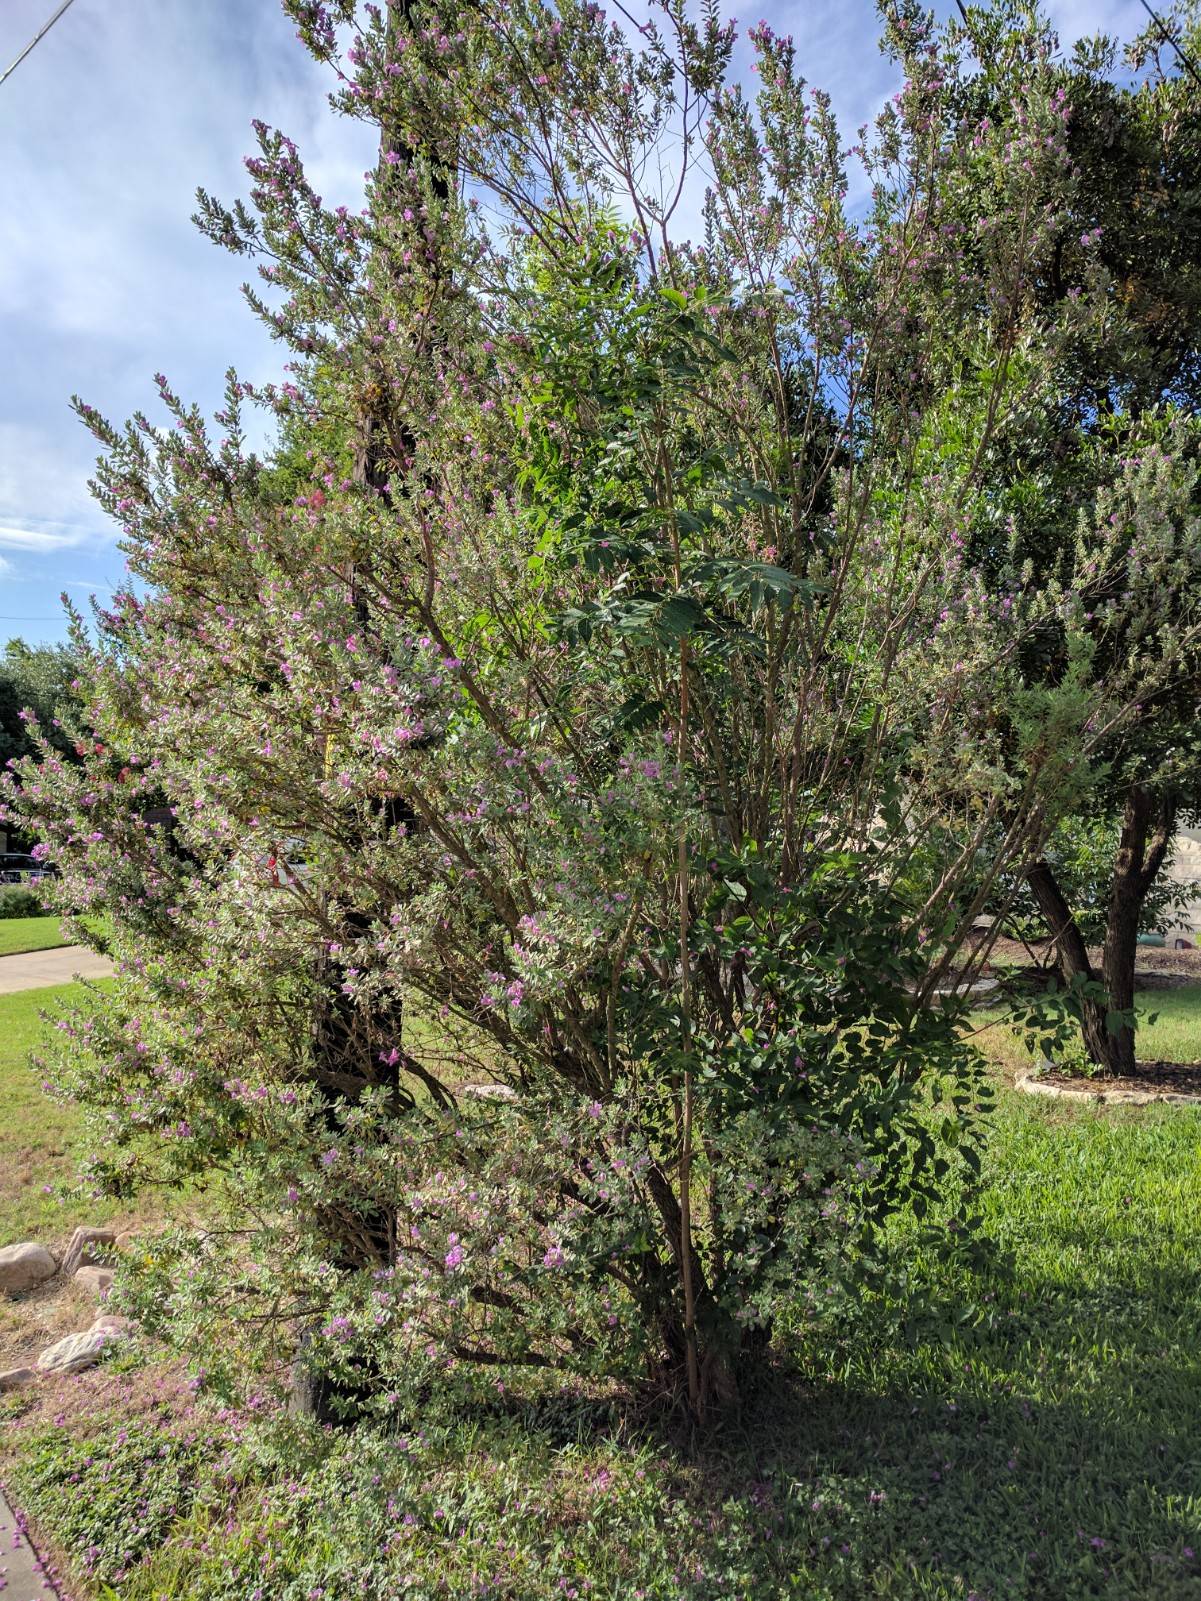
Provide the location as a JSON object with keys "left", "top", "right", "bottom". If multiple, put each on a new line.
{"left": 0, "top": 980, "right": 120, "bottom": 1244}
{"left": 2, "top": 990, "right": 1200, "bottom": 1598}
{"left": 979, "top": 979, "right": 1201, "bottom": 1076}
{"left": 1137, "top": 983, "right": 1201, "bottom": 1064}
{"left": 0, "top": 914, "right": 72, "bottom": 957}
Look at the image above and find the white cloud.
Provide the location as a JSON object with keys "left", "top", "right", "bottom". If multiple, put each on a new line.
{"left": 0, "top": 2, "right": 372, "bottom": 342}
{"left": 0, "top": 423, "right": 99, "bottom": 528}
{"left": 0, "top": 0, "right": 374, "bottom": 608}
{"left": 0, "top": 524, "right": 98, "bottom": 552}
{"left": 1043, "top": 0, "right": 1145, "bottom": 43}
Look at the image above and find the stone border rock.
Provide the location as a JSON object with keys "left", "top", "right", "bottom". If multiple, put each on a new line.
{"left": 1016, "top": 1065, "right": 1201, "bottom": 1107}
{"left": 0, "top": 1242, "right": 57, "bottom": 1297}
{"left": 909, "top": 977, "right": 1001, "bottom": 1005}
{"left": 936, "top": 976, "right": 1000, "bottom": 999}
{"left": 62, "top": 1225, "right": 116, "bottom": 1278}
{"left": 1, "top": 1314, "right": 135, "bottom": 1391}
{"left": 1, "top": 1223, "right": 138, "bottom": 1387}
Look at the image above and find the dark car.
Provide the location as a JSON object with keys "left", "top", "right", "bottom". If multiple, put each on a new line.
{"left": 0, "top": 851, "right": 50, "bottom": 883}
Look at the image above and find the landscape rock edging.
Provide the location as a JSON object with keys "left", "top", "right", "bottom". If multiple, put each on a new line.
{"left": 36, "top": 1324, "right": 127, "bottom": 1375}
{"left": 74, "top": 1264, "right": 115, "bottom": 1299}
{"left": 62, "top": 1225, "right": 116, "bottom": 1278}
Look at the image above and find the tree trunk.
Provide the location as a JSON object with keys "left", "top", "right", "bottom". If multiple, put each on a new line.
{"left": 1099, "top": 787, "right": 1176, "bottom": 1076}
{"left": 1027, "top": 787, "right": 1176, "bottom": 1076}
{"left": 644, "top": 1165, "right": 741, "bottom": 1414}
{"left": 1025, "top": 858, "right": 1114, "bottom": 1068}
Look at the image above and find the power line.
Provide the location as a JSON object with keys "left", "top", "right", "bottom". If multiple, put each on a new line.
{"left": 0, "top": 0, "right": 78, "bottom": 91}
{"left": 1138, "top": 0, "right": 1201, "bottom": 92}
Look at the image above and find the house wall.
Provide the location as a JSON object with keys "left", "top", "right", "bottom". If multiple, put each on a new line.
{"left": 1165, "top": 824, "right": 1201, "bottom": 937}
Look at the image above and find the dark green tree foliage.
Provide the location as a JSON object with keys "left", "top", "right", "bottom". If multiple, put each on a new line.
{"left": 0, "top": 639, "right": 82, "bottom": 768}
{"left": 891, "top": 0, "right": 1201, "bottom": 1073}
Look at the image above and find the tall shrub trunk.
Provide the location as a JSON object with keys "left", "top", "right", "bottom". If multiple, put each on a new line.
{"left": 318, "top": 0, "right": 452, "bottom": 1209}
{"left": 300, "top": 0, "right": 452, "bottom": 1418}
{"left": 1027, "top": 787, "right": 1177, "bottom": 1075}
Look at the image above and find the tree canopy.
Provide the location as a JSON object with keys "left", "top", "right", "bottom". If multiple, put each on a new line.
{"left": 0, "top": 638, "right": 81, "bottom": 766}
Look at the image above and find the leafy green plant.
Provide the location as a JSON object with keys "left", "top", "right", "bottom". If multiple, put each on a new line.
{"left": 7, "top": 1075, "right": 1201, "bottom": 1600}
{"left": 0, "top": 887, "right": 46, "bottom": 919}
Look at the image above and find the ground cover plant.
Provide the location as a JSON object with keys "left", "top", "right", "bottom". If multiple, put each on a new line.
{"left": 3, "top": 1074, "right": 1199, "bottom": 1600}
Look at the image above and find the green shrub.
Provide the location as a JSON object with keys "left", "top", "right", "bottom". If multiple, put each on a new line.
{"left": 0, "top": 887, "right": 46, "bottom": 919}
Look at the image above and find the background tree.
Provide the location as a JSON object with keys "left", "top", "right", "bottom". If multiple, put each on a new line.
{"left": 0, "top": 637, "right": 82, "bottom": 769}
{"left": 888, "top": 0, "right": 1201, "bottom": 1075}
{"left": 984, "top": 808, "right": 1193, "bottom": 953}
{"left": 0, "top": 637, "right": 83, "bottom": 852}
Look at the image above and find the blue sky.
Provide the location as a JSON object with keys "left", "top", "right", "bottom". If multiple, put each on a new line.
{"left": 1, "top": 0, "right": 1144, "bottom": 647}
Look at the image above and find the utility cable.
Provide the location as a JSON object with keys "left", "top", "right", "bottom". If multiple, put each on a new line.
{"left": 0, "top": 0, "right": 79, "bottom": 91}
{"left": 1137, "top": 0, "right": 1201, "bottom": 90}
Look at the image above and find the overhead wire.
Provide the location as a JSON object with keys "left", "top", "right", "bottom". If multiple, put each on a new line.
{"left": 1137, "top": 0, "right": 1201, "bottom": 90}
{"left": 0, "top": 0, "right": 79, "bottom": 90}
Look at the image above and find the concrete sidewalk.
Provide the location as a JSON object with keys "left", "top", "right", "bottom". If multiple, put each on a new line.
{"left": 0, "top": 946, "right": 114, "bottom": 994}
{"left": 0, "top": 1484, "right": 60, "bottom": 1598}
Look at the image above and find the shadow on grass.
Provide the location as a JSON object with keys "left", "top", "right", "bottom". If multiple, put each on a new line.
{"left": 8, "top": 1302, "right": 1199, "bottom": 1601}
{"left": 6, "top": 1094, "right": 1200, "bottom": 1599}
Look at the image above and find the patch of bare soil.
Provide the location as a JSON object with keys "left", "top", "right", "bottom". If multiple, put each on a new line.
{"left": 1127, "top": 945, "right": 1201, "bottom": 977}
{"left": 975, "top": 935, "right": 1201, "bottom": 988}
{"left": 0, "top": 1272, "right": 99, "bottom": 1370}
{"left": 0, "top": 1215, "right": 163, "bottom": 1371}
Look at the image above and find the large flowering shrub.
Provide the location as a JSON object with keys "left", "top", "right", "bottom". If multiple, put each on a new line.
{"left": 7, "top": 0, "right": 1194, "bottom": 1412}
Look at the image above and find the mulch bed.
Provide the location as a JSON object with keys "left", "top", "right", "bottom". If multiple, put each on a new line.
{"left": 1128, "top": 970, "right": 1199, "bottom": 990}
{"left": 1032, "top": 1062, "right": 1201, "bottom": 1099}
{"left": 961, "top": 936, "right": 1201, "bottom": 998}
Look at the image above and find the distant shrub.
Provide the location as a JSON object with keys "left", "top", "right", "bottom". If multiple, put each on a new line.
{"left": 0, "top": 887, "right": 47, "bottom": 918}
